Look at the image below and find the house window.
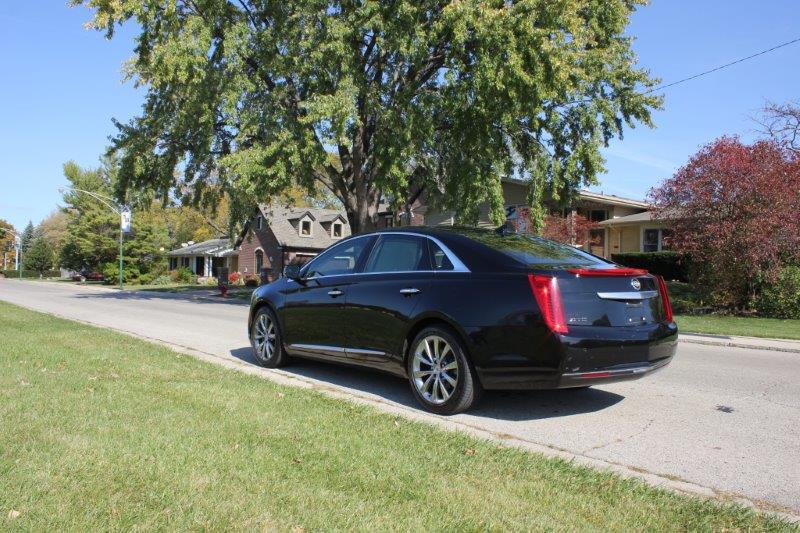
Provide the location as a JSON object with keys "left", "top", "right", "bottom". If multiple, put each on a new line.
{"left": 256, "top": 215, "right": 262, "bottom": 230}
{"left": 300, "top": 219, "right": 312, "bottom": 236}
{"left": 588, "top": 209, "right": 608, "bottom": 222}
{"left": 255, "top": 249, "right": 264, "bottom": 273}
{"left": 643, "top": 229, "right": 662, "bottom": 252}
{"left": 332, "top": 222, "right": 342, "bottom": 238}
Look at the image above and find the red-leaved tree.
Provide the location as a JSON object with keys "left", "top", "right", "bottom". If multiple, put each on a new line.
{"left": 650, "top": 136, "right": 800, "bottom": 310}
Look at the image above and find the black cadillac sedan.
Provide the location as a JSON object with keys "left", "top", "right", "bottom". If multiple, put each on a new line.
{"left": 248, "top": 226, "right": 677, "bottom": 414}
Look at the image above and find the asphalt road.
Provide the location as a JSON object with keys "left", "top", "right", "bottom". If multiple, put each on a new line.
{"left": 1, "top": 280, "right": 798, "bottom": 515}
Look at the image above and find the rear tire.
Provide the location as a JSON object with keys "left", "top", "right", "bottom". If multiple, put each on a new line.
{"left": 407, "top": 326, "right": 482, "bottom": 415}
{"left": 251, "top": 307, "right": 288, "bottom": 368}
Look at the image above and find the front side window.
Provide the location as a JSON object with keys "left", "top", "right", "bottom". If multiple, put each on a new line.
{"left": 255, "top": 249, "right": 264, "bottom": 272}
{"left": 364, "top": 235, "right": 430, "bottom": 273}
{"left": 300, "top": 220, "right": 312, "bottom": 236}
{"left": 304, "top": 237, "right": 372, "bottom": 277}
{"left": 332, "top": 222, "right": 342, "bottom": 238}
{"left": 256, "top": 215, "right": 262, "bottom": 230}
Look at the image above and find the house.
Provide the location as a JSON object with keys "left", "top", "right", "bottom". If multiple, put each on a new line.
{"left": 597, "top": 210, "right": 673, "bottom": 255}
{"left": 235, "top": 205, "right": 350, "bottom": 280}
{"left": 166, "top": 238, "right": 238, "bottom": 277}
{"left": 410, "top": 178, "right": 652, "bottom": 258}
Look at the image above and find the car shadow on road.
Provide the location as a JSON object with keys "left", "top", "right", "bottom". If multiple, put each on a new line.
{"left": 71, "top": 289, "right": 250, "bottom": 306}
{"left": 229, "top": 346, "right": 624, "bottom": 421}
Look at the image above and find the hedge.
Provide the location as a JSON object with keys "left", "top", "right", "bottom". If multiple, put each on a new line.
{"left": 610, "top": 251, "right": 689, "bottom": 281}
{"left": 0, "top": 269, "right": 63, "bottom": 279}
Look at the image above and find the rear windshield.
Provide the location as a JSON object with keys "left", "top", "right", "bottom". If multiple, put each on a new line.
{"left": 453, "top": 228, "right": 610, "bottom": 269}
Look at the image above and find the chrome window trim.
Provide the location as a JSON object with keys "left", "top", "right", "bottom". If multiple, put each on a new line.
{"left": 298, "top": 231, "right": 470, "bottom": 278}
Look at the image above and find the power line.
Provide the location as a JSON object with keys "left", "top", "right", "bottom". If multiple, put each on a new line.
{"left": 645, "top": 36, "right": 800, "bottom": 94}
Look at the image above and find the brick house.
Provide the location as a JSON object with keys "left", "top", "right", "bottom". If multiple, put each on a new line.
{"left": 235, "top": 205, "right": 350, "bottom": 280}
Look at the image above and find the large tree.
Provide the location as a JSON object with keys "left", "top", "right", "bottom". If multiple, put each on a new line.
{"left": 650, "top": 137, "right": 800, "bottom": 310}
{"left": 23, "top": 238, "right": 55, "bottom": 277}
{"left": 75, "top": 0, "right": 660, "bottom": 233}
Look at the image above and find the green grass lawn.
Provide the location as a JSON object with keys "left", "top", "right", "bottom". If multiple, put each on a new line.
{"left": 675, "top": 315, "right": 800, "bottom": 341}
{"left": 0, "top": 302, "right": 792, "bottom": 530}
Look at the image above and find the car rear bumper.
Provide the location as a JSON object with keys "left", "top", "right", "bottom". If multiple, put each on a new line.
{"left": 475, "top": 323, "right": 678, "bottom": 390}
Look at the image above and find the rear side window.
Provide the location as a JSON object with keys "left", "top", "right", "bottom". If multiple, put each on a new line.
{"left": 364, "top": 235, "right": 431, "bottom": 273}
{"left": 457, "top": 229, "right": 608, "bottom": 268}
{"left": 428, "top": 239, "right": 454, "bottom": 271}
{"left": 304, "top": 237, "right": 372, "bottom": 277}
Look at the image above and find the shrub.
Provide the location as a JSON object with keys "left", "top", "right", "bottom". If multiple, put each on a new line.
{"left": 151, "top": 274, "right": 174, "bottom": 286}
{"left": 169, "top": 267, "right": 195, "bottom": 283}
{"left": 102, "top": 262, "right": 140, "bottom": 284}
{"left": 754, "top": 265, "right": 800, "bottom": 319}
{"left": 228, "top": 271, "right": 241, "bottom": 284}
{"left": 204, "top": 277, "right": 218, "bottom": 286}
{"left": 0, "top": 269, "right": 62, "bottom": 279}
{"left": 611, "top": 251, "right": 689, "bottom": 282}
{"left": 244, "top": 274, "right": 260, "bottom": 287}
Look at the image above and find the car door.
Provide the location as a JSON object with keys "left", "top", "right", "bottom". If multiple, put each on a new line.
{"left": 281, "top": 235, "right": 375, "bottom": 360}
{"left": 343, "top": 234, "right": 434, "bottom": 367}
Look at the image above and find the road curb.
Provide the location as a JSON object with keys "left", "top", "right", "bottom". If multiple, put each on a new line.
{"left": 679, "top": 336, "right": 800, "bottom": 354}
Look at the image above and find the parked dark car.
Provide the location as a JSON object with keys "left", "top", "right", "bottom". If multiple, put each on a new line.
{"left": 248, "top": 227, "right": 677, "bottom": 414}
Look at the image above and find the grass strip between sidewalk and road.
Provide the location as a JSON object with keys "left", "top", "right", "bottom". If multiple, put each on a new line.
{"left": 0, "top": 301, "right": 792, "bottom": 530}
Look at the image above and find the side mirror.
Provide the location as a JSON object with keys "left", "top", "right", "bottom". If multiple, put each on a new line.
{"left": 283, "top": 264, "right": 303, "bottom": 281}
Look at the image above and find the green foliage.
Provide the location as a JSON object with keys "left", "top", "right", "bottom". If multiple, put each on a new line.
{"left": 102, "top": 262, "right": 140, "bottom": 284}
{"left": 170, "top": 267, "right": 195, "bottom": 284}
{"left": 19, "top": 221, "right": 35, "bottom": 253}
{"left": 22, "top": 238, "right": 54, "bottom": 275}
{"left": 75, "top": 0, "right": 661, "bottom": 232}
{"left": 754, "top": 265, "right": 800, "bottom": 319}
{"left": 151, "top": 274, "right": 175, "bottom": 286}
{"left": 59, "top": 160, "right": 171, "bottom": 283}
{"left": 611, "top": 252, "right": 689, "bottom": 282}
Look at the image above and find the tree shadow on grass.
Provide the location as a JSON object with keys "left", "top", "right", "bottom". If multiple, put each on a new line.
{"left": 229, "top": 346, "right": 624, "bottom": 421}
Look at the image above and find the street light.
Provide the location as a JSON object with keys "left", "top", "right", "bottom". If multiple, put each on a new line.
{"left": 59, "top": 187, "right": 131, "bottom": 290}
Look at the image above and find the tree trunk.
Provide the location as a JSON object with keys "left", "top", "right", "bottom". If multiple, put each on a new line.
{"left": 346, "top": 197, "right": 380, "bottom": 235}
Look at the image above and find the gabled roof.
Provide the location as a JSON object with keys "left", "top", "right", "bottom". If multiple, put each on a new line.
{"left": 238, "top": 205, "right": 351, "bottom": 250}
{"left": 167, "top": 238, "right": 233, "bottom": 257}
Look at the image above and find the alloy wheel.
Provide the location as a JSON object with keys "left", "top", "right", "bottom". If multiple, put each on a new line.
{"left": 412, "top": 335, "right": 459, "bottom": 405}
{"left": 253, "top": 313, "right": 276, "bottom": 361}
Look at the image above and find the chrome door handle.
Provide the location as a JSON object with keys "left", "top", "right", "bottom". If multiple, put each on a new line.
{"left": 399, "top": 288, "right": 420, "bottom": 295}
{"left": 328, "top": 289, "right": 343, "bottom": 297}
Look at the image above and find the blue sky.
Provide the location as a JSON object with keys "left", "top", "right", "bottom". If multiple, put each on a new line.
{"left": 1, "top": 1, "right": 799, "bottom": 230}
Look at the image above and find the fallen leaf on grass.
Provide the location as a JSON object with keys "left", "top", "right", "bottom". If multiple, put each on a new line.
{"left": 464, "top": 448, "right": 477, "bottom": 456}
{"left": 277, "top": 392, "right": 285, "bottom": 398}
{"left": 8, "top": 510, "right": 21, "bottom": 519}
{"left": 19, "top": 380, "right": 29, "bottom": 387}
{"left": 292, "top": 458, "right": 302, "bottom": 464}
{"left": 394, "top": 420, "right": 400, "bottom": 427}
{"left": 292, "top": 527, "right": 305, "bottom": 533}
{"left": 88, "top": 376, "right": 98, "bottom": 381}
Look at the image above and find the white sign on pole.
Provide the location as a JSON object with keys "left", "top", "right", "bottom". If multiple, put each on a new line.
{"left": 121, "top": 208, "right": 132, "bottom": 233}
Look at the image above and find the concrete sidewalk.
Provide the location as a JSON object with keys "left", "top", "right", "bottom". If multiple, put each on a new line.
{"left": 680, "top": 332, "right": 800, "bottom": 354}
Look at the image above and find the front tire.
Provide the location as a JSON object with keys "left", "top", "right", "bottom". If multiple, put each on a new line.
{"left": 251, "top": 307, "right": 287, "bottom": 368}
{"left": 407, "top": 326, "right": 482, "bottom": 415}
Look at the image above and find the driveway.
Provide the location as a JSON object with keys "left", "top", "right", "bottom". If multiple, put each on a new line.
{"left": 1, "top": 279, "right": 798, "bottom": 516}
